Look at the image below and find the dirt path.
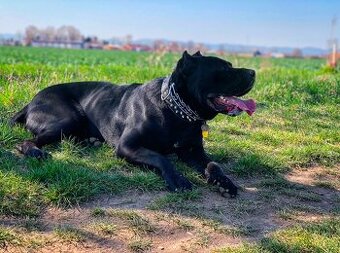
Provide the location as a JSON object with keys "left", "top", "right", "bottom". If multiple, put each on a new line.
{"left": 1, "top": 166, "right": 339, "bottom": 252}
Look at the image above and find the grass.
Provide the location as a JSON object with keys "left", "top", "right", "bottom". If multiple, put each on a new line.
{"left": 148, "top": 189, "right": 201, "bottom": 211}
{"left": 214, "top": 218, "right": 340, "bottom": 253}
{"left": 54, "top": 225, "right": 86, "bottom": 242}
{"left": 0, "top": 46, "right": 339, "bottom": 251}
{"left": 0, "top": 170, "right": 46, "bottom": 217}
{"left": 91, "top": 221, "right": 117, "bottom": 236}
{"left": 201, "top": 219, "right": 247, "bottom": 236}
{"left": 128, "top": 237, "right": 152, "bottom": 252}
{"left": 108, "top": 209, "right": 156, "bottom": 234}
{"left": 91, "top": 207, "right": 107, "bottom": 217}
{"left": 0, "top": 226, "right": 20, "bottom": 248}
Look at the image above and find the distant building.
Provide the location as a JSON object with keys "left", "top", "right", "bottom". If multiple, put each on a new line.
{"left": 0, "top": 36, "right": 23, "bottom": 46}
{"left": 130, "top": 44, "right": 152, "bottom": 52}
{"left": 271, "top": 52, "right": 285, "bottom": 58}
{"left": 103, "top": 44, "right": 123, "bottom": 51}
{"left": 83, "top": 37, "right": 103, "bottom": 49}
{"left": 31, "top": 40, "right": 84, "bottom": 49}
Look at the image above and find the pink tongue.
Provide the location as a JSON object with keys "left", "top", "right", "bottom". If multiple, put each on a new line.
{"left": 226, "top": 97, "right": 256, "bottom": 116}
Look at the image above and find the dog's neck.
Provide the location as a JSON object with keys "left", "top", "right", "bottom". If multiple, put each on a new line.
{"left": 161, "top": 76, "right": 204, "bottom": 123}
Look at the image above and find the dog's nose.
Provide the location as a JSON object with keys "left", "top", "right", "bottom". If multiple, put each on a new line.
{"left": 248, "top": 69, "right": 256, "bottom": 77}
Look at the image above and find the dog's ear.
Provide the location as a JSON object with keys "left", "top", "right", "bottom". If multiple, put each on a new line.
{"left": 179, "top": 50, "right": 196, "bottom": 74}
{"left": 182, "top": 50, "right": 193, "bottom": 61}
{"left": 171, "top": 51, "right": 197, "bottom": 85}
{"left": 192, "top": 51, "right": 202, "bottom": 57}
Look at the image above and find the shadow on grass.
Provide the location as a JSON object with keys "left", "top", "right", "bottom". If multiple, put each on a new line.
{"left": 0, "top": 146, "right": 164, "bottom": 217}
{"left": 0, "top": 144, "right": 339, "bottom": 252}
{"left": 0, "top": 131, "right": 339, "bottom": 243}
{"left": 0, "top": 221, "right": 120, "bottom": 251}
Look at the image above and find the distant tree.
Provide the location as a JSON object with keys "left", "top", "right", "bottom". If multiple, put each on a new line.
{"left": 42, "top": 26, "right": 56, "bottom": 41}
{"left": 84, "top": 37, "right": 92, "bottom": 43}
{"left": 67, "top": 26, "right": 82, "bottom": 41}
{"left": 25, "top": 25, "right": 39, "bottom": 44}
{"left": 253, "top": 50, "right": 262, "bottom": 57}
{"left": 56, "top": 25, "right": 82, "bottom": 42}
{"left": 56, "top": 26, "right": 68, "bottom": 41}
{"left": 169, "top": 41, "right": 180, "bottom": 52}
{"left": 153, "top": 40, "right": 165, "bottom": 51}
{"left": 291, "top": 48, "right": 303, "bottom": 58}
{"left": 195, "top": 43, "right": 207, "bottom": 53}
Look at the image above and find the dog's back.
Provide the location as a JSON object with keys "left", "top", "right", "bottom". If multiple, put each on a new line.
{"left": 11, "top": 81, "right": 136, "bottom": 126}
{"left": 10, "top": 81, "right": 140, "bottom": 147}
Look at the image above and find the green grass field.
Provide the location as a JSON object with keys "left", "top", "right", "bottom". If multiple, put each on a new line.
{"left": 0, "top": 46, "right": 339, "bottom": 252}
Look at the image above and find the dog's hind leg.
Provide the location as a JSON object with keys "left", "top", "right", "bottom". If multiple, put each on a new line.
{"left": 16, "top": 140, "right": 51, "bottom": 159}
{"left": 16, "top": 123, "right": 77, "bottom": 159}
{"left": 17, "top": 122, "right": 85, "bottom": 159}
{"left": 10, "top": 104, "right": 28, "bottom": 126}
{"left": 16, "top": 103, "right": 89, "bottom": 159}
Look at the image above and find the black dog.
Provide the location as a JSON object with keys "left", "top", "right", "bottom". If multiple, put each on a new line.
{"left": 11, "top": 51, "right": 256, "bottom": 197}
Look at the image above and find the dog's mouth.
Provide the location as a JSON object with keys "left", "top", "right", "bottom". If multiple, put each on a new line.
{"left": 207, "top": 95, "right": 256, "bottom": 116}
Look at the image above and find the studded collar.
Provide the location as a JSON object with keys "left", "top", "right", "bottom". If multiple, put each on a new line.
{"left": 161, "top": 76, "right": 203, "bottom": 122}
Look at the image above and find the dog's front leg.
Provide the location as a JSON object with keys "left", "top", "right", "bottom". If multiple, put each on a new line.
{"left": 176, "top": 145, "right": 211, "bottom": 175}
{"left": 116, "top": 135, "right": 192, "bottom": 192}
{"left": 176, "top": 146, "right": 238, "bottom": 197}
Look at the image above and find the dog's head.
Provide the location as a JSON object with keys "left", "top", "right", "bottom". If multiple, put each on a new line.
{"left": 170, "top": 51, "right": 256, "bottom": 120}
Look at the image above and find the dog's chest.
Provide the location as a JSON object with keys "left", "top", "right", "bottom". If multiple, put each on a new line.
{"left": 168, "top": 125, "right": 202, "bottom": 149}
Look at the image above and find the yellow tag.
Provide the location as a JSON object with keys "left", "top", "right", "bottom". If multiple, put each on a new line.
{"left": 201, "top": 123, "right": 210, "bottom": 138}
{"left": 202, "top": 130, "right": 209, "bottom": 138}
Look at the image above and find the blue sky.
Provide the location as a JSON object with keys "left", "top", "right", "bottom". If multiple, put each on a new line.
{"left": 0, "top": 0, "right": 339, "bottom": 48}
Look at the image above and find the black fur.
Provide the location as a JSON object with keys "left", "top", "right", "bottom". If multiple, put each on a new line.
{"left": 11, "top": 51, "right": 255, "bottom": 197}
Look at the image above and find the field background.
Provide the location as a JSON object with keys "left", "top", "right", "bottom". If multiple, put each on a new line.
{"left": 0, "top": 46, "right": 339, "bottom": 252}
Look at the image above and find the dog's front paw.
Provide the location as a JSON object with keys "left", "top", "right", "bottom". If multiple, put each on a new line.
{"left": 164, "top": 172, "right": 192, "bottom": 192}
{"left": 205, "top": 162, "right": 238, "bottom": 198}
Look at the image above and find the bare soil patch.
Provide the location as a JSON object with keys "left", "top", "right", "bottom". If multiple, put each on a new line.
{"left": 1, "top": 166, "right": 339, "bottom": 252}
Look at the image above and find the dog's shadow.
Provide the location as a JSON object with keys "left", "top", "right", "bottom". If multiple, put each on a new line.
{"left": 0, "top": 146, "right": 338, "bottom": 248}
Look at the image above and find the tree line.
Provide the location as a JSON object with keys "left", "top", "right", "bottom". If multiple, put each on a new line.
{"left": 25, "top": 25, "right": 83, "bottom": 44}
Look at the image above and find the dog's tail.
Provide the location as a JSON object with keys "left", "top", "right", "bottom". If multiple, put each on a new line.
{"left": 10, "top": 104, "right": 28, "bottom": 126}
